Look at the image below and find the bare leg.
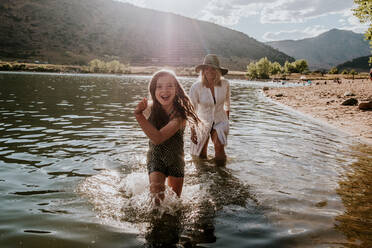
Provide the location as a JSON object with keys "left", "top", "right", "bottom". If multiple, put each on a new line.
{"left": 199, "top": 137, "right": 209, "bottom": 159}
{"left": 149, "top": 172, "right": 166, "bottom": 205}
{"left": 211, "top": 129, "right": 226, "bottom": 161}
{"left": 167, "top": 176, "right": 184, "bottom": 197}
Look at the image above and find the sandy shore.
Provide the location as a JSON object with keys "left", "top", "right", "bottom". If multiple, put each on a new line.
{"left": 264, "top": 78, "right": 372, "bottom": 145}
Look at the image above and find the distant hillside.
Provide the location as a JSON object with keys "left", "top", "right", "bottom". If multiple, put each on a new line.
{"left": 336, "top": 56, "right": 371, "bottom": 72}
{"left": 0, "top": 0, "right": 293, "bottom": 71}
{"left": 266, "top": 29, "right": 370, "bottom": 70}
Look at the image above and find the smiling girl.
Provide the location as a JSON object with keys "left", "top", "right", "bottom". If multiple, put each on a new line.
{"left": 134, "top": 70, "right": 200, "bottom": 203}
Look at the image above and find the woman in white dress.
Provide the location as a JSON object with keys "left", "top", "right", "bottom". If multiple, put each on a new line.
{"left": 189, "top": 54, "right": 230, "bottom": 162}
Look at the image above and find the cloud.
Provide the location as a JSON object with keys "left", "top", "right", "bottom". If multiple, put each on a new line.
{"left": 115, "top": 0, "right": 358, "bottom": 28}
{"left": 338, "top": 8, "right": 370, "bottom": 34}
{"left": 114, "top": 0, "right": 368, "bottom": 41}
{"left": 263, "top": 25, "right": 329, "bottom": 41}
{"left": 260, "top": 0, "right": 352, "bottom": 24}
{"left": 198, "top": 0, "right": 261, "bottom": 26}
{"left": 196, "top": 0, "right": 353, "bottom": 25}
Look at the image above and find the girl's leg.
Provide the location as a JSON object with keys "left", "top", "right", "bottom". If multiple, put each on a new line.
{"left": 149, "top": 171, "right": 166, "bottom": 204}
{"left": 199, "top": 137, "right": 209, "bottom": 159}
{"left": 211, "top": 129, "right": 226, "bottom": 161}
{"left": 167, "top": 176, "right": 184, "bottom": 197}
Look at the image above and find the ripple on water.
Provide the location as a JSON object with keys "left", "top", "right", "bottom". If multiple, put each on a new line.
{"left": 1, "top": 74, "right": 371, "bottom": 247}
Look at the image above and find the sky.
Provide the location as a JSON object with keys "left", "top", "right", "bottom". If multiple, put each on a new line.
{"left": 115, "top": 0, "right": 369, "bottom": 42}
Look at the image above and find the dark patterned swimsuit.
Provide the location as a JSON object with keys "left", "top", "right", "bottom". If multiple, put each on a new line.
{"left": 146, "top": 119, "right": 185, "bottom": 178}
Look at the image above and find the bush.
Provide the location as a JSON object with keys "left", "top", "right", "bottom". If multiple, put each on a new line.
{"left": 256, "top": 57, "right": 271, "bottom": 79}
{"left": 328, "top": 67, "right": 339, "bottom": 74}
{"left": 88, "top": 59, "right": 130, "bottom": 74}
{"left": 270, "top": 62, "right": 282, "bottom": 75}
{"left": 0, "top": 63, "right": 12, "bottom": 71}
{"left": 246, "top": 58, "right": 308, "bottom": 79}
{"left": 246, "top": 62, "right": 259, "bottom": 79}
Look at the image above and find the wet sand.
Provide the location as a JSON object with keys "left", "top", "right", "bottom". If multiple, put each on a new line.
{"left": 264, "top": 78, "right": 372, "bottom": 145}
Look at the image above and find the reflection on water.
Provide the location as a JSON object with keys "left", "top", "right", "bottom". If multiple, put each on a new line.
{"left": 335, "top": 144, "right": 372, "bottom": 248}
{"left": 0, "top": 72, "right": 371, "bottom": 248}
{"left": 145, "top": 213, "right": 183, "bottom": 247}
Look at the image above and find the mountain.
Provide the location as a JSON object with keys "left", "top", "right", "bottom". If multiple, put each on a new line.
{"left": 266, "top": 29, "right": 370, "bottom": 70}
{"left": 336, "top": 56, "right": 371, "bottom": 72}
{"left": 0, "top": 0, "right": 293, "bottom": 71}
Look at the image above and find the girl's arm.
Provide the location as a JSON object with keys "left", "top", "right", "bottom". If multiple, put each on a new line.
{"left": 135, "top": 98, "right": 185, "bottom": 145}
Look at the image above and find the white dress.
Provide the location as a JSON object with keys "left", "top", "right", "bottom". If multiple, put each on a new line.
{"left": 189, "top": 79, "right": 230, "bottom": 156}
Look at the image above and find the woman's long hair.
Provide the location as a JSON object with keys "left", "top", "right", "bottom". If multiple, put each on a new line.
{"left": 148, "top": 70, "right": 200, "bottom": 129}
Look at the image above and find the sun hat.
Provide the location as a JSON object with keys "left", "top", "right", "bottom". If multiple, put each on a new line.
{"left": 195, "top": 54, "right": 228, "bottom": 75}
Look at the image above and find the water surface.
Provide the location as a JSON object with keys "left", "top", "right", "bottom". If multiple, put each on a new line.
{"left": 0, "top": 72, "right": 371, "bottom": 248}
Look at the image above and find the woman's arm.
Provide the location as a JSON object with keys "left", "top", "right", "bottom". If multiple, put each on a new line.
{"left": 134, "top": 98, "right": 184, "bottom": 145}
{"left": 189, "top": 83, "right": 200, "bottom": 143}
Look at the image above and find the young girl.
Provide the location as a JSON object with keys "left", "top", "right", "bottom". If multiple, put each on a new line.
{"left": 134, "top": 70, "right": 200, "bottom": 203}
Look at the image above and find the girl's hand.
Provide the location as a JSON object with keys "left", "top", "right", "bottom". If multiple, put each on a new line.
{"left": 191, "top": 127, "right": 198, "bottom": 144}
{"left": 134, "top": 97, "right": 148, "bottom": 115}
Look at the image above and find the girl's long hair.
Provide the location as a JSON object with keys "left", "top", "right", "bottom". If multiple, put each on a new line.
{"left": 148, "top": 70, "right": 200, "bottom": 129}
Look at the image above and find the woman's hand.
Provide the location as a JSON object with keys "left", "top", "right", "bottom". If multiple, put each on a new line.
{"left": 191, "top": 127, "right": 198, "bottom": 144}
{"left": 134, "top": 97, "right": 147, "bottom": 115}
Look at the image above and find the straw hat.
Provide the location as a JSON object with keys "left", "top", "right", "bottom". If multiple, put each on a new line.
{"left": 195, "top": 54, "right": 228, "bottom": 75}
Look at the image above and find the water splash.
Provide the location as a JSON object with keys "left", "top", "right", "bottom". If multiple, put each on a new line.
{"left": 76, "top": 169, "right": 193, "bottom": 226}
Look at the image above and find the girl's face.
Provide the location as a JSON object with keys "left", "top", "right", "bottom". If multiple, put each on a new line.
{"left": 155, "top": 75, "right": 176, "bottom": 108}
{"left": 203, "top": 66, "right": 217, "bottom": 82}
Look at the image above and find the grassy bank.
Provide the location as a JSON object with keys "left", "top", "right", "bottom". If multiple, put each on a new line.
{"left": 0, "top": 60, "right": 248, "bottom": 79}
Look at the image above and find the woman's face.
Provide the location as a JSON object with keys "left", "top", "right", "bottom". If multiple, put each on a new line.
{"left": 203, "top": 66, "right": 217, "bottom": 82}
{"left": 155, "top": 75, "right": 176, "bottom": 108}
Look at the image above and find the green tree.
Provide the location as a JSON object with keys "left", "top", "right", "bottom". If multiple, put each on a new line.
{"left": 107, "top": 60, "right": 121, "bottom": 73}
{"left": 270, "top": 61, "right": 282, "bottom": 75}
{"left": 329, "top": 67, "right": 339, "bottom": 74}
{"left": 246, "top": 62, "right": 259, "bottom": 79}
{"left": 284, "top": 61, "right": 295, "bottom": 74}
{"left": 89, "top": 59, "right": 104, "bottom": 72}
{"left": 341, "top": 69, "right": 349, "bottom": 75}
{"left": 350, "top": 69, "right": 358, "bottom": 79}
{"left": 294, "top": 59, "right": 308, "bottom": 73}
{"left": 256, "top": 57, "right": 271, "bottom": 79}
{"left": 353, "top": 0, "right": 372, "bottom": 64}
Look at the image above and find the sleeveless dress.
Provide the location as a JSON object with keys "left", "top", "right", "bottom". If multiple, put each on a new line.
{"left": 146, "top": 118, "right": 185, "bottom": 178}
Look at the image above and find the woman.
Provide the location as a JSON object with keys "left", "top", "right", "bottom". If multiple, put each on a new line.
{"left": 189, "top": 54, "right": 230, "bottom": 162}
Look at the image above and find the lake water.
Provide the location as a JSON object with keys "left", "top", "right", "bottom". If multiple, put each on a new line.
{"left": 0, "top": 72, "right": 371, "bottom": 248}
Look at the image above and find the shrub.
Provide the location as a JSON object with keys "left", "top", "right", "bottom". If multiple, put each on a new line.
{"left": 328, "top": 67, "right": 339, "bottom": 74}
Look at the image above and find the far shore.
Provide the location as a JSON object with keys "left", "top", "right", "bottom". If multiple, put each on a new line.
{"left": 0, "top": 60, "right": 370, "bottom": 81}
{"left": 0, "top": 60, "right": 249, "bottom": 79}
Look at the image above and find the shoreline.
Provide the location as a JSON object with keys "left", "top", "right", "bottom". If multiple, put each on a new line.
{"left": 0, "top": 61, "right": 247, "bottom": 79}
{"left": 264, "top": 78, "right": 372, "bottom": 145}
{"left": 1, "top": 61, "right": 370, "bottom": 80}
